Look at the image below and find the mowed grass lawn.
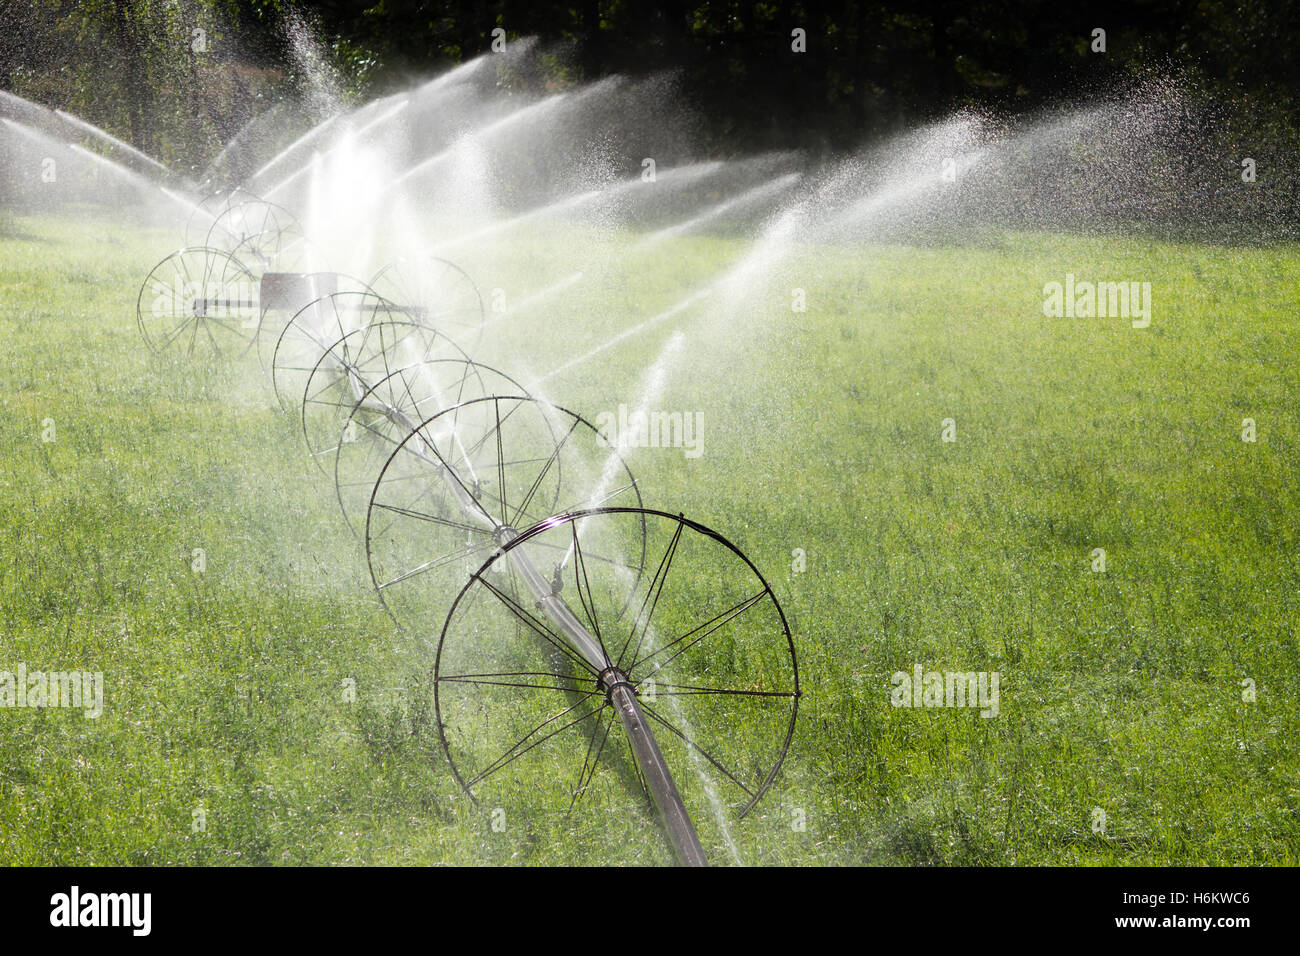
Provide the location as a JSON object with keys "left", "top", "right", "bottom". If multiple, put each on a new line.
{"left": 1, "top": 208, "right": 1297, "bottom": 865}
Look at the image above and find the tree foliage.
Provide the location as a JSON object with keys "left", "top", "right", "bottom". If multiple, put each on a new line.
{"left": 1, "top": 0, "right": 1297, "bottom": 164}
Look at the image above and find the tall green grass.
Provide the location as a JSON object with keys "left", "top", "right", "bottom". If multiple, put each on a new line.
{"left": 0, "top": 211, "right": 1296, "bottom": 864}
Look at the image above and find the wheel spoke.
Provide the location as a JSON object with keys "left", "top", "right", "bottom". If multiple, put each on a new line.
{"left": 376, "top": 540, "right": 492, "bottom": 591}
{"left": 465, "top": 697, "right": 603, "bottom": 789}
{"left": 638, "top": 701, "right": 755, "bottom": 799}
{"left": 570, "top": 519, "right": 608, "bottom": 663}
{"left": 651, "top": 682, "right": 796, "bottom": 698}
{"left": 494, "top": 398, "right": 508, "bottom": 525}
{"left": 632, "top": 588, "right": 768, "bottom": 677}
{"left": 512, "top": 418, "right": 580, "bottom": 526}
{"left": 478, "top": 574, "right": 599, "bottom": 677}
{"left": 569, "top": 708, "right": 614, "bottom": 812}
{"left": 440, "top": 671, "right": 593, "bottom": 693}
{"left": 617, "top": 521, "right": 684, "bottom": 671}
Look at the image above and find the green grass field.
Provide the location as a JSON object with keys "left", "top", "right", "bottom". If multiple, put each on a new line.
{"left": 1, "top": 209, "right": 1297, "bottom": 865}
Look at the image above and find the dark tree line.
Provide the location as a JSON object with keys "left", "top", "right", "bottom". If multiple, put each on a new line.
{"left": 305, "top": 0, "right": 1300, "bottom": 153}
{"left": 2, "top": 0, "right": 1298, "bottom": 161}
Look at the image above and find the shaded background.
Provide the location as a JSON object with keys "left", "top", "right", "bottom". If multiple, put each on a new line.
{"left": 1, "top": 0, "right": 1297, "bottom": 166}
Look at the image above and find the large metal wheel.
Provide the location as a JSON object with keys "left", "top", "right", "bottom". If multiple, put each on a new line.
{"left": 271, "top": 290, "right": 467, "bottom": 410}
{"left": 331, "top": 360, "right": 528, "bottom": 534}
{"left": 207, "top": 199, "right": 306, "bottom": 270}
{"left": 369, "top": 255, "right": 486, "bottom": 353}
{"left": 364, "top": 396, "right": 645, "bottom": 633}
{"left": 136, "top": 246, "right": 259, "bottom": 358}
{"left": 433, "top": 507, "right": 800, "bottom": 823}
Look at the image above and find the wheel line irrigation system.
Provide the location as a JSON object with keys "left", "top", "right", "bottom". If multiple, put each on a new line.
{"left": 134, "top": 189, "right": 801, "bottom": 867}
